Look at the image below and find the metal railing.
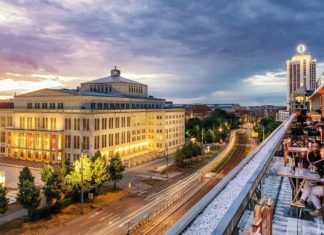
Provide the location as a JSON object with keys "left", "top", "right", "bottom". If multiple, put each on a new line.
{"left": 165, "top": 115, "right": 294, "bottom": 235}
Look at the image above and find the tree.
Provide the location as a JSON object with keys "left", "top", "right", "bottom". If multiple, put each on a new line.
{"left": 92, "top": 155, "right": 109, "bottom": 193}
{"left": 175, "top": 148, "right": 185, "bottom": 168}
{"left": 92, "top": 150, "right": 102, "bottom": 162}
{"left": 62, "top": 159, "right": 72, "bottom": 176}
{"left": 41, "top": 164, "right": 65, "bottom": 205}
{"left": 0, "top": 184, "right": 9, "bottom": 214}
{"left": 205, "top": 129, "right": 215, "bottom": 144}
{"left": 16, "top": 167, "right": 40, "bottom": 217}
{"left": 108, "top": 153, "right": 125, "bottom": 188}
{"left": 19, "top": 167, "right": 34, "bottom": 182}
{"left": 66, "top": 155, "right": 93, "bottom": 192}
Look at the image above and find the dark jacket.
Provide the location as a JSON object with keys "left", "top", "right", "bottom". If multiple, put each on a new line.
{"left": 303, "top": 151, "right": 321, "bottom": 169}
{"left": 314, "top": 159, "right": 324, "bottom": 177}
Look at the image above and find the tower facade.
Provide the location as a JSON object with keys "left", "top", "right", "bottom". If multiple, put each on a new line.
{"left": 287, "top": 44, "right": 316, "bottom": 112}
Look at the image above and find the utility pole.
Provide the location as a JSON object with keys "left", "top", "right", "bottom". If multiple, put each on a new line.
{"left": 165, "top": 145, "right": 169, "bottom": 179}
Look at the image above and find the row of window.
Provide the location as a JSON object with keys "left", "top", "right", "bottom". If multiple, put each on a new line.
{"left": 64, "top": 132, "right": 133, "bottom": 150}
{"left": 129, "top": 85, "right": 144, "bottom": 94}
{"left": 27, "top": 103, "right": 64, "bottom": 109}
{"left": 19, "top": 117, "right": 57, "bottom": 130}
{"left": 89, "top": 102, "right": 162, "bottom": 110}
{"left": 89, "top": 84, "right": 112, "bottom": 93}
{"left": 0, "top": 117, "right": 13, "bottom": 127}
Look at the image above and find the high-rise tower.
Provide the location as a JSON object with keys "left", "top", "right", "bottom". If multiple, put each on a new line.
{"left": 287, "top": 44, "right": 316, "bottom": 112}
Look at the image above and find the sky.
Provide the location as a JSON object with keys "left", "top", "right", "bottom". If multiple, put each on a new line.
{"left": 1, "top": 0, "right": 324, "bottom": 105}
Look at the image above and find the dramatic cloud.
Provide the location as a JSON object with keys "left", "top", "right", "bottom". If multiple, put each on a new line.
{"left": 1, "top": 0, "right": 324, "bottom": 105}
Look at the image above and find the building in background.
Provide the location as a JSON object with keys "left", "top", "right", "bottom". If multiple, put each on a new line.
{"left": 184, "top": 104, "right": 212, "bottom": 120}
{"left": 276, "top": 110, "right": 290, "bottom": 122}
{"left": 0, "top": 67, "right": 185, "bottom": 165}
{"left": 287, "top": 44, "right": 316, "bottom": 113}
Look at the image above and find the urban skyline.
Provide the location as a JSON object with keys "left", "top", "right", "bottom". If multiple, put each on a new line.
{"left": 1, "top": 1, "right": 324, "bottom": 105}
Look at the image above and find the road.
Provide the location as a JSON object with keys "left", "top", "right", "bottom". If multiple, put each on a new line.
{"left": 0, "top": 160, "right": 42, "bottom": 203}
{"left": 47, "top": 130, "right": 241, "bottom": 235}
{"left": 131, "top": 130, "right": 248, "bottom": 235}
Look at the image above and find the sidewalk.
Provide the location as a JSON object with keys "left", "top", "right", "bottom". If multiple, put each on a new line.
{"left": 0, "top": 156, "right": 45, "bottom": 169}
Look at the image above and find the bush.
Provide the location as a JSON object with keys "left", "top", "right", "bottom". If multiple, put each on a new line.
{"left": 31, "top": 207, "right": 52, "bottom": 221}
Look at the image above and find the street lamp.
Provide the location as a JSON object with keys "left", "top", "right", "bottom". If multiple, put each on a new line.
{"left": 80, "top": 154, "right": 84, "bottom": 214}
{"left": 165, "top": 144, "right": 169, "bottom": 179}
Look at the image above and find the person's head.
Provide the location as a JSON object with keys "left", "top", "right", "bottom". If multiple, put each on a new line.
{"left": 312, "top": 141, "right": 321, "bottom": 154}
{"left": 320, "top": 146, "right": 324, "bottom": 159}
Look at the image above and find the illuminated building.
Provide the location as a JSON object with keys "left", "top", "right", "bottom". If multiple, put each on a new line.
{"left": 0, "top": 67, "right": 185, "bottom": 164}
{"left": 287, "top": 44, "right": 316, "bottom": 112}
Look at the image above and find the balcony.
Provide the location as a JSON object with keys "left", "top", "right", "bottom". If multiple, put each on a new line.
{"left": 166, "top": 114, "right": 324, "bottom": 235}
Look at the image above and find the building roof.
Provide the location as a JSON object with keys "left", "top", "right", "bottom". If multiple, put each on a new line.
{"left": 81, "top": 75, "right": 145, "bottom": 85}
{"left": 56, "top": 89, "right": 162, "bottom": 100}
{"left": 186, "top": 104, "right": 212, "bottom": 112}
{"left": 0, "top": 101, "right": 14, "bottom": 109}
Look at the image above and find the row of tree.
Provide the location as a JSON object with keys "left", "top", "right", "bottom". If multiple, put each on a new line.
{"left": 255, "top": 116, "right": 281, "bottom": 142}
{"left": 0, "top": 151, "right": 125, "bottom": 217}
{"left": 186, "top": 109, "right": 238, "bottom": 143}
{"left": 175, "top": 142, "right": 202, "bottom": 167}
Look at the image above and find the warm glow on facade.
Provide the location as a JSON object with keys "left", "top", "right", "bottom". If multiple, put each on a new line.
{"left": 0, "top": 68, "right": 185, "bottom": 164}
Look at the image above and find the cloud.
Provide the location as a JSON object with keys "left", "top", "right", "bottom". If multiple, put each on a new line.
{"left": 1, "top": 0, "right": 324, "bottom": 105}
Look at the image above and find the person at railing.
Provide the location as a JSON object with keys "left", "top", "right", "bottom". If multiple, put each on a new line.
{"left": 293, "top": 142, "right": 324, "bottom": 210}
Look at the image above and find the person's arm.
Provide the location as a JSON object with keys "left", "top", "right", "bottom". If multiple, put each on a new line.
{"left": 303, "top": 153, "right": 310, "bottom": 168}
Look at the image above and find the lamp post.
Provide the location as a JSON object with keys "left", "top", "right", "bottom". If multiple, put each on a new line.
{"left": 165, "top": 144, "right": 169, "bottom": 179}
{"left": 80, "top": 154, "right": 84, "bottom": 214}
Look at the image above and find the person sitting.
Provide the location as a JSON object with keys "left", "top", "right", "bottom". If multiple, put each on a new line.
{"left": 293, "top": 141, "right": 321, "bottom": 208}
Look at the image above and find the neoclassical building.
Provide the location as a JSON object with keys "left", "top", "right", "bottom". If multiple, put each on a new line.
{"left": 0, "top": 67, "right": 185, "bottom": 165}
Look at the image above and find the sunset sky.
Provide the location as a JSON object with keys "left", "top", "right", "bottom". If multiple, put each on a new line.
{"left": 1, "top": 0, "right": 324, "bottom": 105}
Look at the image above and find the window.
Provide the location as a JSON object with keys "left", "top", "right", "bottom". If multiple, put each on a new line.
{"left": 115, "top": 133, "right": 120, "bottom": 145}
{"left": 109, "top": 134, "right": 113, "bottom": 146}
{"left": 83, "top": 136, "right": 89, "bottom": 150}
{"left": 102, "top": 135, "right": 107, "bottom": 148}
{"left": 121, "top": 117, "right": 126, "bottom": 128}
{"left": 42, "top": 103, "right": 48, "bottom": 109}
{"left": 74, "top": 118, "right": 80, "bottom": 131}
{"left": 34, "top": 103, "right": 40, "bottom": 109}
{"left": 83, "top": 119, "right": 89, "bottom": 131}
{"left": 94, "top": 118, "right": 100, "bottom": 131}
{"left": 109, "top": 118, "right": 114, "bottom": 129}
{"left": 50, "top": 118, "right": 56, "bottom": 130}
{"left": 115, "top": 117, "right": 120, "bottom": 128}
{"left": 58, "top": 103, "right": 63, "bottom": 109}
{"left": 65, "top": 135, "right": 71, "bottom": 148}
{"left": 65, "top": 118, "right": 71, "bottom": 130}
{"left": 127, "top": 131, "right": 131, "bottom": 143}
{"left": 27, "top": 103, "right": 33, "bottom": 109}
{"left": 26, "top": 117, "right": 32, "bottom": 129}
{"left": 102, "top": 118, "right": 107, "bottom": 130}
{"left": 121, "top": 132, "right": 126, "bottom": 144}
{"left": 0, "top": 117, "right": 5, "bottom": 127}
{"left": 94, "top": 136, "right": 100, "bottom": 149}
{"left": 50, "top": 103, "right": 55, "bottom": 109}
{"left": 73, "top": 136, "right": 80, "bottom": 149}
{"left": 127, "top": 117, "right": 131, "bottom": 127}
{"left": 6, "top": 117, "right": 12, "bottom": 127}
{"left": 42, "top": 117, "right": 48, "bottom": 129}
{"left": 34, "top": 117, "right": 40, "bottom": 129}
{"left": 0, "top": 132, "right": 5, "bottom": 143}
{"left": 19, "top": 117, "right": 25, "bottom": 128}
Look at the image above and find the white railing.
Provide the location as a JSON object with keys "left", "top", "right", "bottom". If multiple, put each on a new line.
{"left": 166, "top": 115, "right": 294, "bottom": 235}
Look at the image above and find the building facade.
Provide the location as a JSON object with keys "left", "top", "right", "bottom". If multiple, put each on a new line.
{"left": 0, "top": 68, "right": 185, "bottom": 164}
{"left": 275, "top": 110, "right": 290, "bottom": 122}
{"left": 287, "top": 44, "right": 316, "bottom": 113}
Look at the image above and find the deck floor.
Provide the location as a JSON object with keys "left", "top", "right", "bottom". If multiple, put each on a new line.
{"left": 237, "top": 158, "right": 324, "bottom": 235}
